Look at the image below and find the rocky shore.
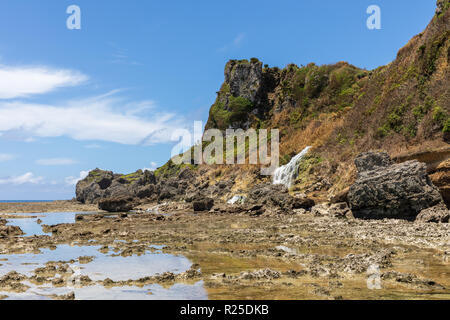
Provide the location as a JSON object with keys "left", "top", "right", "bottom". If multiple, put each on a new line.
{"left": 0, "top": 1, "right": 448, "bottom": 300}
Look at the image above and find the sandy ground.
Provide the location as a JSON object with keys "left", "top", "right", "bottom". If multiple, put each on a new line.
{"left": 0, "top": 201, "right": 449, "bottom": 300}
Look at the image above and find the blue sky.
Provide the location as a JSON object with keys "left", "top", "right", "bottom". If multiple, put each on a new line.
{"left": 0, "top": 0, "right": 436, "bottom": 200}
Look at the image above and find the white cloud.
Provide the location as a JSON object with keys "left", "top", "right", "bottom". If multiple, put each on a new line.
{"left": 0, "top": 172, "right": 43, "bottom": 185}
{"left": 65, "top": 170, "right": 89, "bottom": 186}
{"left": 0, "top": 92, "right": 185, "bottom": 145}
{"left": 0, "top": 66, "right": 88, "bottom": 99}
{"left": 36, "top": 158, "right": 78, "bottom": 166}
{"left": 0, "top": 153, "right": 15, "bottom": 162}
{"left": 143, "top": 162, "right": 158, "bottom": 172}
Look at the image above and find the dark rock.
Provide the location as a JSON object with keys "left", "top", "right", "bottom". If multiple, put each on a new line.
{"left": 139, "top": 170, "right": 157, "bottom": 185}
{"left": 193, "top": 198, "right": 214, "bottom": 212}
{"left": 178, "top": 167, "right": 195, "bottom": 181}
{"left": 348, "top": 152, "right": 443, "bottom": 220}
{"left": 291, "top": 197, "right": 315, "bottom": 210}
{"left": 158, "top": 184, "right": 177, "bottom": 200}
{"left": 248, "top": 183, "right": 314, "bottom": 211}
{"left": 354, "top": 152, "right": 393, "bottom": 177}
{"left": 98, "top": 197, "right": 136, "bottom": 212}
{"left": 135, "top": 184, "right": 157, "bottom": 199}
{"left": 415, "top": 203, "right": 450, "bottom": 223}
{"left": 76, "top": 168, "right": 158, "bottom": 204}
{"left": 98, "top": 177, "right": 112, "bottom": 190}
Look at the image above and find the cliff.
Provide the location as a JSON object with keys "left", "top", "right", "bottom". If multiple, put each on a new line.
{"left": 77, "top": 1, "right": 449, "bottom": 207}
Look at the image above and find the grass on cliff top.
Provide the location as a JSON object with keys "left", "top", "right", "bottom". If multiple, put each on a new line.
{"left": 154, "top": 159, "right": 196, "bottom": 179}
{"left": 207, "top": 96, "right": 255, "bottom": 130}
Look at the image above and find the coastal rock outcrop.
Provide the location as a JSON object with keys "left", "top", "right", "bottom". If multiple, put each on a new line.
{"left": 98, "top": 197, "right": 136, "bottom": 213}
{"left": 248, "top": 183, "right": 315, "bottom": 211}
{"left": 76, "top": 169, "right": 158, "bottom": 204}
{"left": 225, "top": 59, "right": 263, "bottom": 104}
{"left": 348, "top": 152, "right": 444, "bottom": 220}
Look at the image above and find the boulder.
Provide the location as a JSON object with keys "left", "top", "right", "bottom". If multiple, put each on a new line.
{"left": 98, "top": 197, "right": 136, "bottom": 212}
{"left": 291, "top": 196, "right": 315, "bottom": 210}
{"left": 311, "top": 202, "right": 353, "bottom": 218}
{"left": 248, "top": 183, "right": 315, "bottom": 211}
{"left": 348, "top": 152, "right": 443, "bottom": 220}
{"left": 193, "top": 197, "right": 214, "bottom": 212}
{"left": 415, "top": 204, "right": 450, "bottom": 223}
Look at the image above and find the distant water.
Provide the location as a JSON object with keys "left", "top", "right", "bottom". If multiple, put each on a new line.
{"left": 0, "top": 200, "right": 55, "bottom": 203}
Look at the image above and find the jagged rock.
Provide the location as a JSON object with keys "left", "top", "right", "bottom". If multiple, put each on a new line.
{"left": 178, "top": 167, "right": 195, "bottom": 181}
{"left": 76, "top": 169, "right": 158, "bottom": 204}
{"left": 98, "top": 197, "right": 136, "bottom": 212}
{"left": 238, "top": 269, "right": 281, "bottom": 280}
{"left": 193, "top": 197, "right": 214, "bottom": 212}
{"left": 0, "top": 225, "right": 24, "bottom": 237}
{"left": 135, "top": 184, "right": 157, "bottom": 199}
{"left": 291, "top": 196, "right": 315, "bottom": 210}
{"left": 248, "top": 183, "right": 315, "bottom": 211}
{"left": 354, "top": 152, "right": 393, "bottom": 176}
{"left": 311, "top": 202, "right": 353, "bottom": 218}
{"left": 225, "top": 59, "right": 263, "bottom": 104}
{"left": 415, "top": 203, "right": 450, "bottom": 223}
{"left": 348, "top": 152, "right": 443, "bottom": 220}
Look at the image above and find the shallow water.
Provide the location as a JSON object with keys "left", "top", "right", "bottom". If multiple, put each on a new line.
{"left": 0, "top": 212, "right": 207, "bottom": 300}
{"left": 2, "top": 281, "right": 207, "bottom": 300}
{"left": 5, "top": 212, "right": 85, "bottom": 236}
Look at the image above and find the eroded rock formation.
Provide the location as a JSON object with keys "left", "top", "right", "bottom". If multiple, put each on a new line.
{"left": 348, "top": 152, "right": 444, "bottom": 220}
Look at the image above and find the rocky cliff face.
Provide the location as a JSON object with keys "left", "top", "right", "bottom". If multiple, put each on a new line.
{"left": 76, "top": 169, "right": 157, "bottom": 204}
{"left": 203, "top": 0, "right": 449, "bottom": 201}
{"left": 76, "top": 1, "right": 449, "bottom": 217}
